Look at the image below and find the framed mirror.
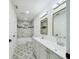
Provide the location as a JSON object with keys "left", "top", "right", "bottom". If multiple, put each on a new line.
{"left": 53, "top": 8, "right": 66, "bottom": 38}
{"left": 40, "top": 18, "right": 48, "bottom": 35}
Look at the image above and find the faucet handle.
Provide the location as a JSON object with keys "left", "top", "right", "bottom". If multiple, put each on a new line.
{"left": 41, "top": 37, "right": 44, "bottom": 39}
{"left": 55, "top": 34, "right": 58, "bottom": 36}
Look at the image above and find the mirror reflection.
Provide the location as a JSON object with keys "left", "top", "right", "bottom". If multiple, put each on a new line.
{"left": 53, "top": 8, "right": 66, "bottom": 38}
{"left": 41, "top": 18, "right": 48, "bottom": 35}
{"left": 53, "top": 7, "right": 66, "bottom": 47}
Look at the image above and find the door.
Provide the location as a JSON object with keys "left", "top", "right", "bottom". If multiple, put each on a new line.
{"left": 9, "top": 1, "right": 17, "bottom": 59}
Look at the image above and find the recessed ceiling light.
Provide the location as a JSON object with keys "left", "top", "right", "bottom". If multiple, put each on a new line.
{"left": 26, "top": 10, "right": 30, "bottom": 14}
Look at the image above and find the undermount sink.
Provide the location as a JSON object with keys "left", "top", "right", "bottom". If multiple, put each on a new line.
{"left": 57, "top": 41, "right": 64, "bottom": 47}
{"left": 56, "top": 38, "right": 66, "bottom": 47}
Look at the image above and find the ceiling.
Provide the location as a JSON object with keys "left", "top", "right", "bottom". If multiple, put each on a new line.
{"left": 12, "top": 0, "right": 59, "bottom": 21}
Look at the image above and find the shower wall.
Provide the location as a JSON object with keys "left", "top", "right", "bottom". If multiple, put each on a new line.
{"left": 17, "top": 20, "right": 33, "bottom": 38}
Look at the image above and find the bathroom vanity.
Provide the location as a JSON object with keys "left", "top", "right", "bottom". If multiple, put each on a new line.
{"left": 33, "top": 37, "right": 66, "bottom": 59}
{"left": 33, "top": 2, "right": 66, "bottom": 59}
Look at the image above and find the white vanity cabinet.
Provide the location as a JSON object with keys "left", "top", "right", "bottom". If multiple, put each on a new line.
{"left": 33, "top": 39, "right": 63, "bottom": 59}
{"left": 33, "top": 39, "right": 48, "bottom": 59}
{"left": 46, "top": 49, "right": 62, "bottom": 59}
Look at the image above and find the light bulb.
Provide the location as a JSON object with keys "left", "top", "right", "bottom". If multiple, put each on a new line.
{"left": 26, "top": 10, "right": 30, "bottom": 14}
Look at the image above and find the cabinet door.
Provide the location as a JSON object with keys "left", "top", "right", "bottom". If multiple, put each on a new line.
{"left": 47, "top": 49, "right": 62, "bottom": 59}
{"left": 38, "top": 43, "right": 48, "bottom": 59}
{"left": 32, "top": 40, "right": 41, "bottom": 59}
{"left": 33, "top": 40, "right": 48, "bottom": 59}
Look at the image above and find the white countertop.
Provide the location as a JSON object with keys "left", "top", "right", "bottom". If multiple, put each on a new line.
{"left": 33, "top": 37, "right": 66, "bottom": 59}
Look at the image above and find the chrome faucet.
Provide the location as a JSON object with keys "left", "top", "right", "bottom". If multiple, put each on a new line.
{"left": 41, "top": 36, "right": 44, "bottom": 39}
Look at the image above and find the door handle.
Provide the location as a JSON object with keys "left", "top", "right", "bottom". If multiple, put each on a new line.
{"left": 9, "top": 39, "right": 12, "bottom": 43}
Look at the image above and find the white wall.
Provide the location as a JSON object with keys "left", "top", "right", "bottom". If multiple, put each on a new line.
{"left": 9, "top": 1, "right": 17, "bottom": 59}
{"left": 66, "top": 0, "right": 70, "bottom": 54}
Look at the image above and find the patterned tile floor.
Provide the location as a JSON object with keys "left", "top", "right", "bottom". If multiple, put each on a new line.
{"left": 12, "top": 42, "right": 36, "bottom": 59}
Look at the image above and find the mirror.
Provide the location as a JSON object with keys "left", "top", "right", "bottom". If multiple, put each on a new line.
{"left": 53, "top": 8, "right": 66, "bottom": 38}
{"left": 40, "top": 18, "right": 48, "bottom": 35}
